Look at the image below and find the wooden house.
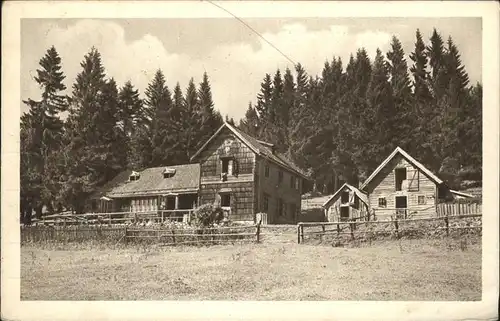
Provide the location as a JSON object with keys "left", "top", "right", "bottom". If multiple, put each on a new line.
{"left": 190, "top": 122, "right": 309, "bottom": 224}
{"left": 321, "top": 183, "right": 369, "bottom": 222}
{"left": 88, "top": 164, "right": 200, "bottom": 219}
{"left": 323, "top": 147, "right": 472, "bottom": 221}
{"left": 90, "top": 122, "right": 308, "bottom": 224}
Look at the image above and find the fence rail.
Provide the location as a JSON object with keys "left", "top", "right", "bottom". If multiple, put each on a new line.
{"left": 297, "top": 213, "right": 482, "bottom": 244}
{"left": 21, "top": 221, "right": 263, "bottom": 246}
{"left": 28, "top": 209, "right": 195, "bottom": 226}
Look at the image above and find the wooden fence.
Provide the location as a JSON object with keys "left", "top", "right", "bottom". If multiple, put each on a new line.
{"left": 436, "top": 202, "right": 482, "bottom": 217}
{"left": 297, "top": 213, "right": 482, "bottom": 244}
{"left": 21, "top": 225, "right": 126, "bottom": 244}
{"left": 125, "top": 222, "right": 261, "bottom": 246}
{"left": 21, "top": 221, "right": 262, "bottom": 246}
{"left": 28, "top": 209, "right": 195, "bottom": 226}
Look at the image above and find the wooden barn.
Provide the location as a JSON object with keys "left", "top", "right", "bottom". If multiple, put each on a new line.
{"left": 89, "top": 122, "right": 308, "bottom": 224}
{"left": 324, "top": 146, "right": 473, "bottom": 221}
{"left": 190, "top": 122, "right": 309, "bottom": 224}
{"left": 321, "top": 183, "right": 369, "bottom": 222}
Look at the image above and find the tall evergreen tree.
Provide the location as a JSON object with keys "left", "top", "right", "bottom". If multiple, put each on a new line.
{"left": 179, "top": 78, "right": 203, "bottom": 160}
{"left": 21, "top": 46, "right": 68, "bottom": 220}
{"left": 410, "top": 29, "right": 437, "bottom": 170}
{"left": 440, "top": 36, "right": 471, "bottom": 171}
{"left": 198, "top": 72, "right": 223, "bottom": 141}
{"left": 117, "top": 81, "right": 144, "bottom": 168}
{"left": 62, "top": 47, "right": 118, "bottom": 213}
{"left": 239, "top": 102, "right": 260, "bottom": 137}
{"left": 386, "top": 36, "right": 414, "bottom": 152}
{"left": 364, "top": 48, "right": 396, "bottom": 173}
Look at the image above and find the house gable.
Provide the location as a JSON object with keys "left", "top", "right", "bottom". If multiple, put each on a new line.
{"left": 323, "top": 183, "right": 368, "bottom": 209}
{"left": 360, "top": 146, "right": 443, "bottom": 191}
{"left": 191, "top": 122, "right": 309, "bottom": 181}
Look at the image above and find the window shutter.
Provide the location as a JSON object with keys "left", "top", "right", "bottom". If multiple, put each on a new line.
{"left": 407, "top": 169, "right": 419, "bottom": 191}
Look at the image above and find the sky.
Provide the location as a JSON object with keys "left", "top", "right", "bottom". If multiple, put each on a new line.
{"left": 21, "top": 17, "right": 482, "bottom": 121}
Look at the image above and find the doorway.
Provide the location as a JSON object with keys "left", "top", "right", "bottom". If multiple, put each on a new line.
{"left": 340, "top": 206, "right": 350, "bottom": 221}
{"left": 395, "top": 196, "right": 407, "bottom": 219}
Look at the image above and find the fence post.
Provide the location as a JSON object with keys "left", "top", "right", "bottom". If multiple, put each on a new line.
{"left": 108, "top": 213, "right": 111, "bottom": 225}
{"left": 337, "top": 224, "right": 340, "bottom": 235}
{"left": 171, "top": 229, "right": 176, "bottom": 244}
{"left": 321, "top": 224, "right": 325, "bottom": 242}
{"left": 349, "top": 222, "right": 355, "bottom": 241}
{"left": 297, "top": 224, "right": 301, "bottom": 244}
{"left": 124, "top": 227, "right": 128, "bottom": 245}
{"left": 300, "top": 224, "right": 304, "bottom": 243}
{"left": 394, "top": 218, "right": 400, "bottom": 239}
{"left": 256, "top": 220, "right": 261, "bottom": 243}
{"left": 444, "top": 215, "right": 449, "bottom": 237}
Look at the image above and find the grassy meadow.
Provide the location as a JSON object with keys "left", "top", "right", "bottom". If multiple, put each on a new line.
{"left": 21, "top": 237, "right": 481, "bottom": 301}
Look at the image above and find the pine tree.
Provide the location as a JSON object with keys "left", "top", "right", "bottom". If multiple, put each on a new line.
{"left": 427, "top": 28, "right": 448, "bottom": 101}
{"left": 118, "top": 81, "right": 144, "bottom": 168}
{"left": 198, "top": 72, "right": 223, "bottom": 141}
{"left": 239, "top": 102, "right": 260, "bottom": 137}
{"left": 364, "top": 48, "right": 396, "bottom": 173}
{"left": 441, "top": 36, "right": 471, "bottom": 173}
{"left": 62, "top": 47, "right": 113, "bottom": 213}
{"left": 179, "top": 78, "right": 203, "bottom": 160}
{"left": 410, "top": 29, "right": 437, "bottom": 170}
{"left": 386, "top": 36, "right": 414, "bottom": 152}
{"left": 21, "top": 46, "right": 68, "bottom": 220}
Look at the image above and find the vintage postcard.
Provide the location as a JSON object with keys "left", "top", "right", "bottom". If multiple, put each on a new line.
{"left": 2, "top": 1, "right": 499, "bottom": 320}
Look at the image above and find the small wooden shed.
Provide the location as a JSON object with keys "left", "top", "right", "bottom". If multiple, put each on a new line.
{"left": 322, "top": 183, "right": 369, "bottom": 222}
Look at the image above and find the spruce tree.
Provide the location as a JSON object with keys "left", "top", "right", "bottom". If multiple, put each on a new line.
{"left": 239, "top": 102, "right": 260, "bottom": 137}
{"left": 410, "top": 29, "right": 437, "bottom": 170}
{"left": 62, "top": 47, "right": 114, "bottom": 213}
{"left": 198, "top": 72, "right": 223, "bottom": 141}
{"left": 386, "top": 36, "right": 414, "bottom": 152}
{"left": 21, "top": 46, "right": 68, "bottom": 219}
{"left": 118, "top": 81, "right": 144, "bottom": 168}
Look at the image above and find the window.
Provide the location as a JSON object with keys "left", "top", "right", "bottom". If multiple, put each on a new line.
{"left": 395, "top": 167, "right": 407, "bottom": 191}
{"left": 221, "top": 193, "right": 231, "bottom": 207}
{"left": 262, "top": 193, "right": 269, "bottom": 212}
{"left": 264, "top": 164, "right": 270, "bottom": 177}
{"left": 278, "top": 198, "right": 284, "bottom": 216}
{"left": 290, "top": 176, "right": 296, "bottom": 188}
{"left": 295, "top": 178, "right": 300, "bottom": 190}
{"left": 278, "top": 171, "right": 283, "bottom": 184}
{"left": 222, "top": 159, "right": 229, "bottom": 174}
{"left": 418, "top": 195, "right": 426, "bottom": 205}
{"left": 378, "top": 197, "right": 387, "bottom": 208}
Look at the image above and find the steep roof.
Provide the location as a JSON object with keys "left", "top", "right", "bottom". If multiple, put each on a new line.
{"left": 322, "top": 183, "right": 369, "bottom": 209}
{"left": 359, "top": 146, "right": 444, "bottom": 190}
{"left": 190, "top": 122, "right": 310, "bottom": 180}
{"left": 102, "top": 164, "right": 200, "bottom": 198}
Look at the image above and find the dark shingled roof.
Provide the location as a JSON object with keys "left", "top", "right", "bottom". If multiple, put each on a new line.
{"left": 101, "top": 164, "right": 200, "bottom": 198}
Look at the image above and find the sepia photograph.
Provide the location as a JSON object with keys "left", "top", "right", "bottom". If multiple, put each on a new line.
{"left": 2, "top": 1, "right": 499, "bottom": 320}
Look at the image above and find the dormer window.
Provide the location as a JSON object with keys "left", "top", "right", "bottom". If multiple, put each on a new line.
{"left": 129, "top": 171, "right": 140, "bottom": 181}
{"left": 163, "top": 167, "right": 176, "bottom": 178}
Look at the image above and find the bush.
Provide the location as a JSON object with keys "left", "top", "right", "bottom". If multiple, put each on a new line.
{"left": 191, "top": 204, "right": 225, "bottom": 227}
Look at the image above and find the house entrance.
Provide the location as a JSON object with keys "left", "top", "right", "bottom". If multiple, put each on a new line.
{"left": 395, "top": 196, "right": 407, "bottom": 219}
{"left": 340, "top": 206, "right": 349, "bottom": 221}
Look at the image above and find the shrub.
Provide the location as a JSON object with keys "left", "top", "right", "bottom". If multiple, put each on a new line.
{"left": 191, "top": 204, "right": 224, "bottom": 227}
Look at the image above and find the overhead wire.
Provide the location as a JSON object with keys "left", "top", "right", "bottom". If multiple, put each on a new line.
{"left": 205, "top": 0, "right": 297, "bottom": 68}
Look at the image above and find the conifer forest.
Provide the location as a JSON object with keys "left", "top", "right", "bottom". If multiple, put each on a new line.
{"left": 20, "top": 28, "right": 482, "bottom": 219}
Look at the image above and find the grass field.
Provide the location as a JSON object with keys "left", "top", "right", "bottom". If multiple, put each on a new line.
{"left": 21, "top": 237, "right": 481, "bottom": 301}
